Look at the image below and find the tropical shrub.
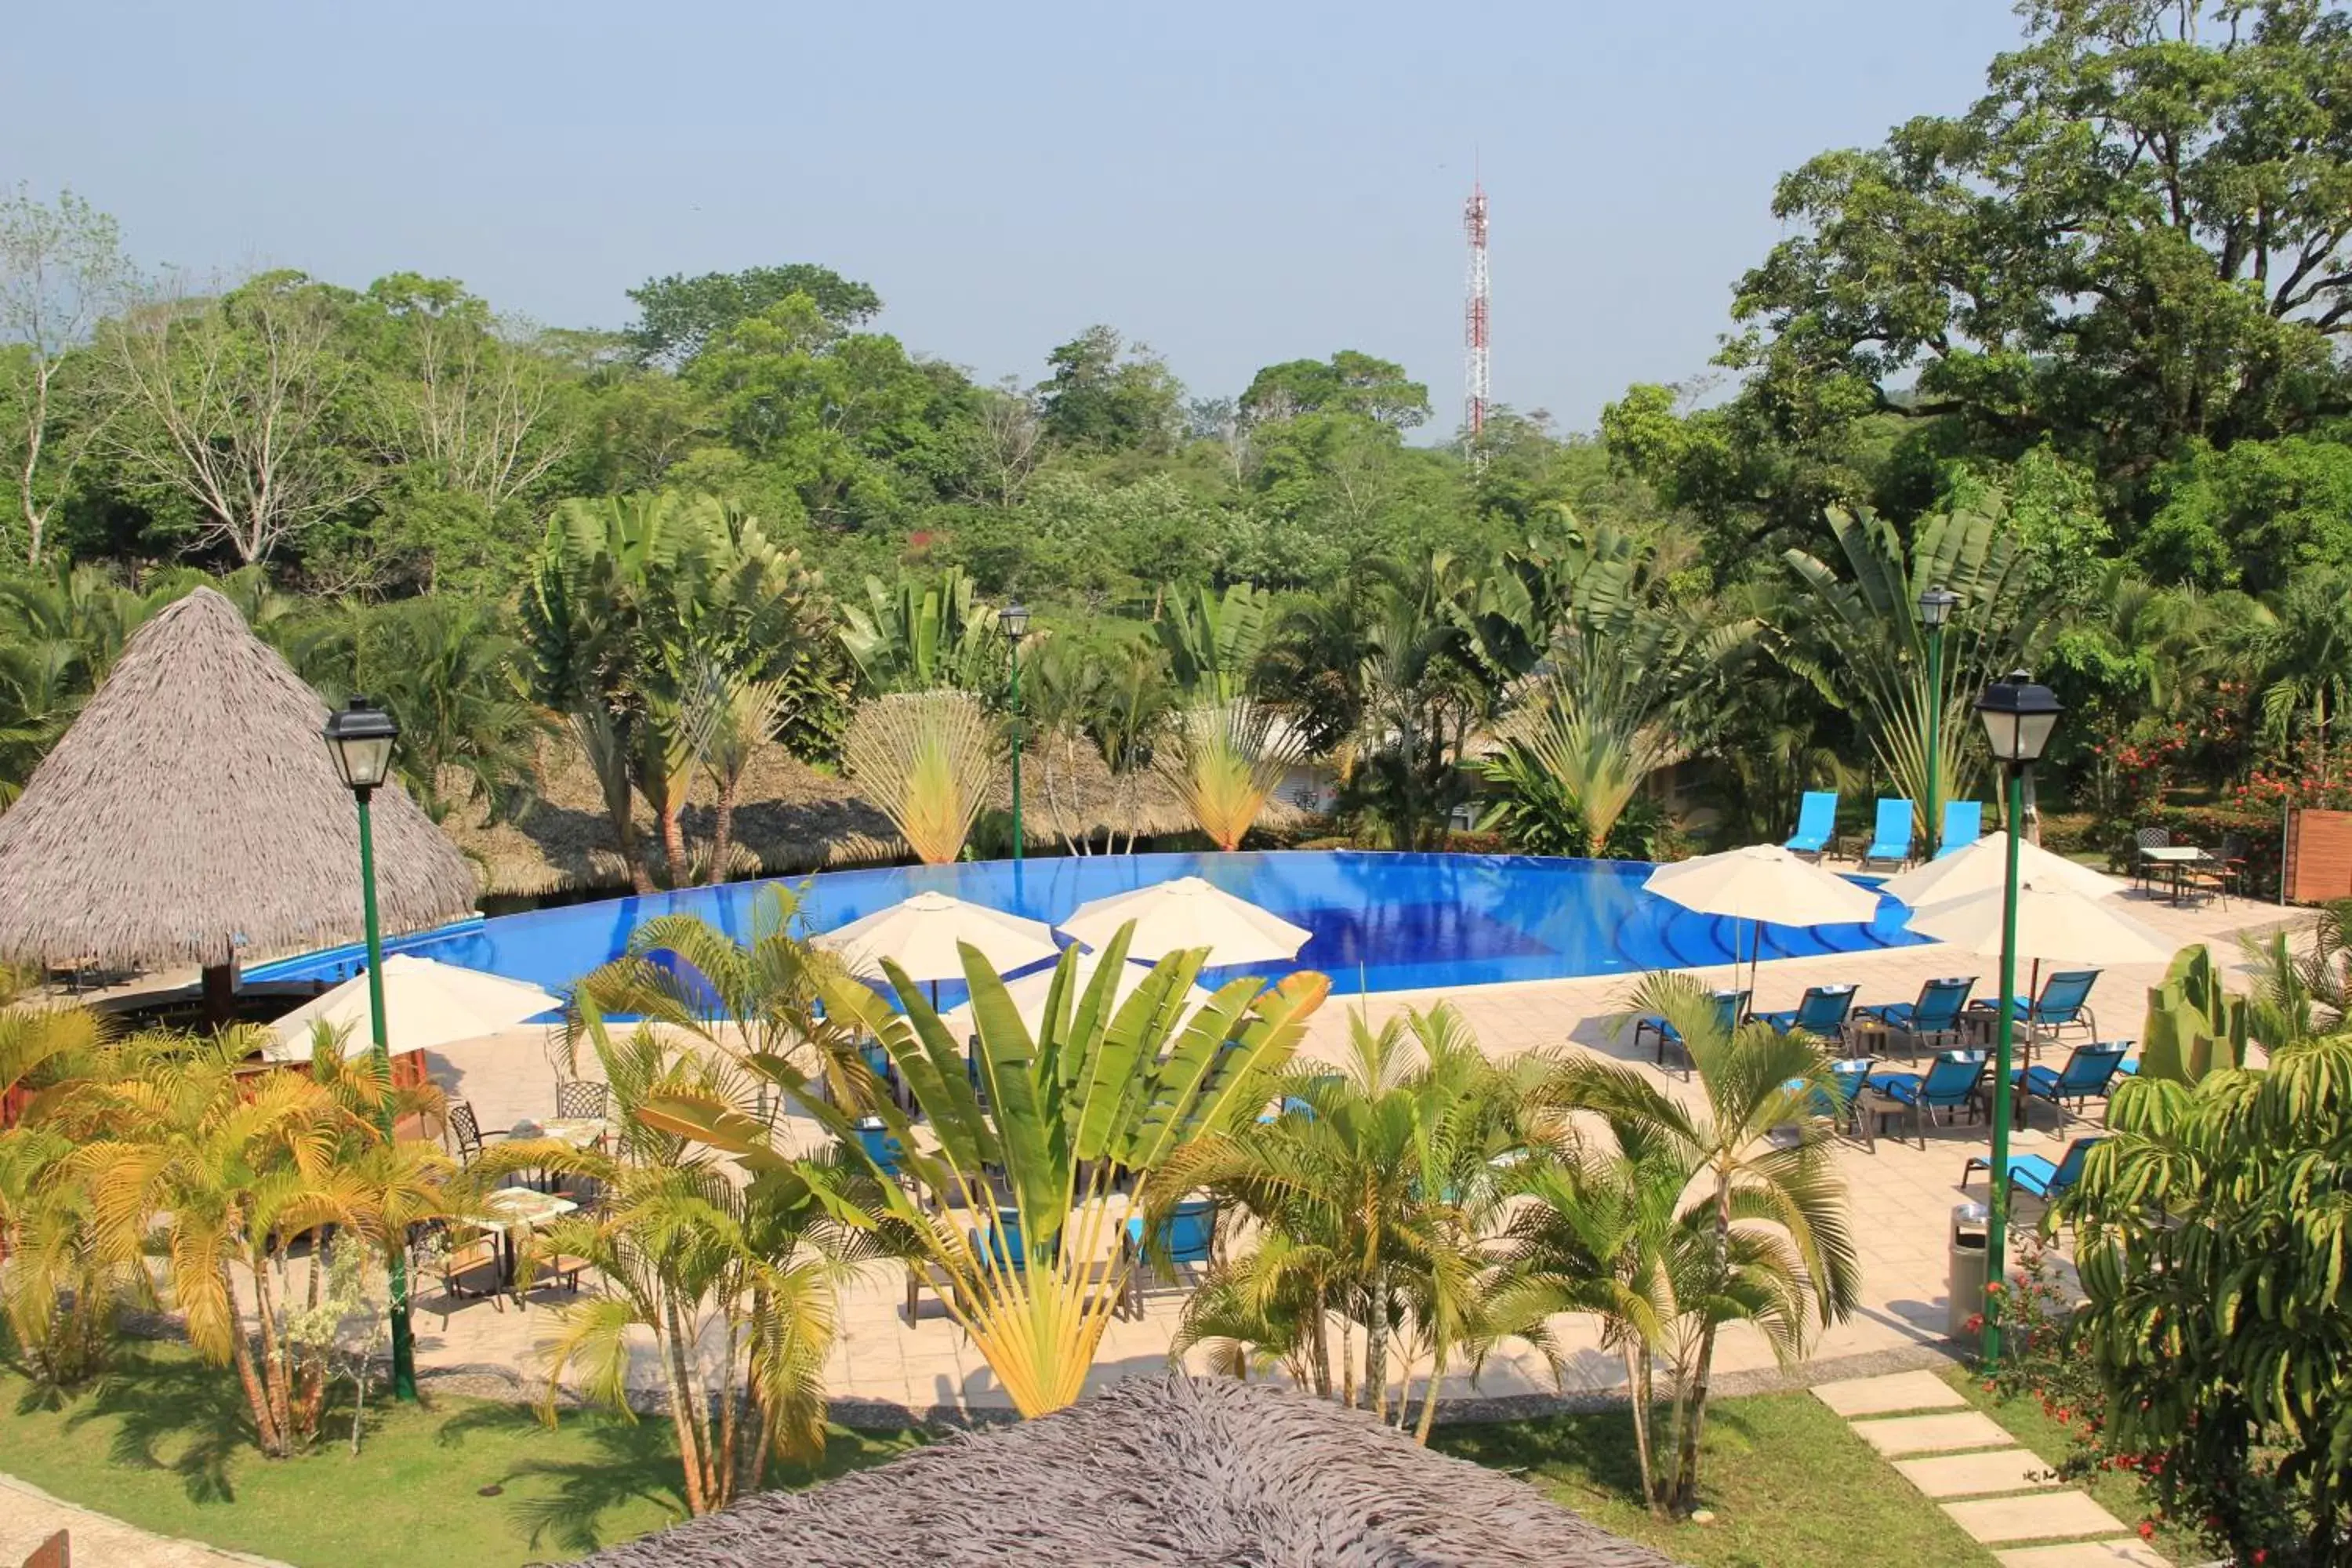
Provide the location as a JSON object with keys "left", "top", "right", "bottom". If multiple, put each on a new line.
{"left": 1168, "top": 1003, "right": 1542, "bottom": 1439}
{"left": 2063, "top": 1037, "right": 2352, "bottom": 1565}
{"left": 1162, "top": 698, "right": 1307, "bottom": 852}
{"left": 753, "top": 926, "right": 1330, "bottom": 1417}
{"left": 840, "top": 688, "right": 1003, "bottom": 863}
{"left": 517, "top": 1007, "right": 876, "bottom": 1515}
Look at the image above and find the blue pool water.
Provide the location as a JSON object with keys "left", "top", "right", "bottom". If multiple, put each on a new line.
{"left": 244, "top": 850, "right": 1926, "bottom": 1007}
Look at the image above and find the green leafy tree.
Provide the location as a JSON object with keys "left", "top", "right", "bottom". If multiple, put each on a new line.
{"left": 1036, "top": 325, "right": 1183, "bottom": 454}
{"left": 626, "top": 263, "right": 882, "bottom": 368}
{"left": 0, "top": 185, "right": 132, "bottom": 565}
{"left": 1725, "top": 0, "right": 2352, "bottom": 490}
{"left": 1240, "top": 350, "right": 1430, "bottom": 430}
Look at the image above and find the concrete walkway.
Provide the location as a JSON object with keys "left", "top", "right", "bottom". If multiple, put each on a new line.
{"left": 0, "top": 1473, "right": 292, "bottom": 1568}
{"left": 1814, "top": 1372, "right": 2166, "bottom": 1567}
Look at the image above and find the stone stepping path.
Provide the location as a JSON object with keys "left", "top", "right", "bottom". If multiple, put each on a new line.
{"left": 1816, "top": 1372, "right": 2165, "bottom": 1565}
{"left": 1895, "top": 1450, "right": 2062, "bottom": 1498}
{"left": 1994, "top": 1541, "right": 2171, "bottom": 1568}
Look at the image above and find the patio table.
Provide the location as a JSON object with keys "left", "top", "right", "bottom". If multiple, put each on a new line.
{"left": 2138, "top": 844, "right": 2212, "bottom": 906}
{"left": 476, "top": 1187, "right": 578, "bottom": 1291}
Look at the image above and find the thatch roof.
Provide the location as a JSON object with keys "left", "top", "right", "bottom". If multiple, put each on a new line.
{"left": 574, "top": 1375, "right": 1686, "bottom": 1568}
{"left": 446, "top": 726, "right": 1306, "bottom": 899}
{"left": 0, "top": 589, "right": 478, "bottom": 970}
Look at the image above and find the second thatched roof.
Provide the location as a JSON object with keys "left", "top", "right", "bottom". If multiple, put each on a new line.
{"left": 443, "top": 728, "right": 1309, "bottom": 899}
{"left": 0, "top": 588, "right": 478, "bottom": 971}
{"left": 575, "top": 1375, "right": 1687, "bottom": 1568}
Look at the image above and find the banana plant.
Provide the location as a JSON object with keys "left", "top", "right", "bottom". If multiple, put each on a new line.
{"left": 641, "top": 923, "right": 1330, "bottom": 1417}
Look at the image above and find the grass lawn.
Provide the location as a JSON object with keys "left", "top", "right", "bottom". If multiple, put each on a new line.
{"left": 0, "top": 1344, "right": 922, "bottom": 1566}
{"left": 1434, "top": 1389, "right": 1994, "bottom": 1568}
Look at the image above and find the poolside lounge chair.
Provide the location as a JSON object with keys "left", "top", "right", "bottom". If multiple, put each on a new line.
{"left": 1854, "top": 975, "right": 1976, "bottom": 1058}
{"left": 1857, "top": 797, "right": 1916, "bottom": 869}
{"left": 1755, "top": 983, "right": 1858, "bottom": 1040}
{"left": 2007, "top": 1041, "right": 2131, "bottom": 1131}
{"left": 1784, "top": 790, "right": 1838, "bottom": 860}
{"left": 1969, "top": 968, "right": 2101, "bottom": 1044}
{"left": 1123, "top": 1197, "right": 1218, "bottom": 1315}
{"left": 855, "top": 1118, "right": 906, "bottom": 1181}
{"left": 971, "top": 1207, "right": 1058, "bottom": 1277}
{"left": 1782, "top": 1057, "right": 1875, "bottom": 1140}
{"left": 1962, "top": 1136, "right": 2103, "bottom": 1210}
{"left": 1633, "top": 988, "right": 1748, "bottom": 1076}
{"left": 1935, "top": 800, "right": 1983, "bottom": 858}
{"left": 1865, "top": 1050, "right": 1991, "bottom": 1148}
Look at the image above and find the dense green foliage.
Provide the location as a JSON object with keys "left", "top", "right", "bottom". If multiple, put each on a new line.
{"left": 12, "top": 3, "right": 2352, "bottom": 869}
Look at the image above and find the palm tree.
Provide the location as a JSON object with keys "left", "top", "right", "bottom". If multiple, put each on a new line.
{"left": 1156, "top": 582, "right": 1272, "bottom": 702}
{"left": 1781, "top": 503, "right": 2052, "bottom": 833}
{"left": 1495, "top": 1119, "right": 1728, "bottom": 1516}
{"left": 497, "top": 1010, "right": 873, "bottom": 1516}
{"left": 838, "top": 566, "right": 1000, "bottom": 694}
{"left": 841, "top": 688, "right": 1003, "bottom": 863}
{"left": 1169, "top": 1003, "right": 1537, "bottom": 1436}
{"left": 652, "top": 927, "right": 1330, "bottom": 1418}
{"left": 568, "top": 885, "right": 867, "bottom": 1105}
{"left": 1161, "top": 698, "right": 1307, "bottom": 851}
{"left": 59, "top": 1029, "right": 401, "bottom": 1456}
{"left": 1526, "top": 971, "right": 1860, "bottom": 1513}
{"left": 1342, "top": 553, "right": 1496, "bottom": 849}
{"left": 0, "top": 1004, "right": 125, "bottom": 1392}
{"left": 2209, "top": 568, "right": 2352, "bottom": 753}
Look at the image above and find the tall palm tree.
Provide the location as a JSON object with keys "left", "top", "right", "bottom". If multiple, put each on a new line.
{"left": 652, "top": 927, "right": 1330, "bottom": 1418}
{"left": 1530, "top": 971, "right": 1860, "bottom": 1512}
{"left": 1781, "top": 503, "right": 2052, "bottom": 833}
{"left": 0, "top": 1004, "right": 125, "bottom": 1392}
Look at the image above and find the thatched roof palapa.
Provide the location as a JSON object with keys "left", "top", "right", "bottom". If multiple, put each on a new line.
{"left": 575, "top": 1375, "right": 1688, "bottom": 1568}
{"left": 0, "top": 588, "right": 477, "bottom": 971}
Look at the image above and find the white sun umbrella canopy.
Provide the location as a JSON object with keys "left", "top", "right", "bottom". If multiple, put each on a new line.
{"left": 938, "top": 946, "right": 1215, "bottom": 1040}
{"left": 1643, "top": 844, "right": 1882, "bottom": 995}
{"left": 1904, "top": 874, "right": 2175, "bottom": 967}
{"left": 812, "top": 891, "right": 1062, "bottom": 986}
{"left": 264, "top": 954, "right": 561, "bottom": 1062}
{"left": 1058, "top": 876, "right": 1312, "bottom": 966}
{"left": 1879, "top": 832, "right": 2126, "bottom": 908}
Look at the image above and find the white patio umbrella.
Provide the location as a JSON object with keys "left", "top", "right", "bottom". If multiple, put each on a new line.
{"left": 1879, "top": 831, "right": 2125, "bottom": 907}
{"left": 812, "top": 891, "right": 1062, "bottom": 1004}
{"left": 264, "top": 953, "right": 560, "bottom": 1062}
{"left": 938, "top": 947, "right": 1214, "bottom": 1039}
{"left": 1642, "top": 843, "right": 1883, "bottom": 996}
{"left": 1057, "top": 875, "right": 1312, "bottom": 966}
{"left": 1905, "top": 874, "right": 2175, "bottom": 968}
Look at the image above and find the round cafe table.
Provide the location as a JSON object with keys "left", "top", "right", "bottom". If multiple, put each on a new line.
{"left": 477, "top": 1186, "right": 578, "bottom": 1290}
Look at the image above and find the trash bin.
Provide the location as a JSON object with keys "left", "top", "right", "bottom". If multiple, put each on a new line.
{"left": 1948, "top": 1201, "right": 1990, "bottom": 1339}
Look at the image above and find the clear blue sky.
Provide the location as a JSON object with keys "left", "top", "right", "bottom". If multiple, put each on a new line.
{"left": 5, "top": 1, "right": 2023, "bottom": 431}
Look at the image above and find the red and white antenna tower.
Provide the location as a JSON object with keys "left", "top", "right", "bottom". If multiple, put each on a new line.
{"left": 1463, "top": 178, "right": 1490, "bottom": 450}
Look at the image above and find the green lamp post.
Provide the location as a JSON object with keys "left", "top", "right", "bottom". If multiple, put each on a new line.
{"left": 1919, "top": 584, "right": 1959, "bottom": 853}
{"left": 1972, "top": 670, "right": 2063, "bottom": 1369}
{"left": 1000, "top": 603, "right": 1030, "bottom": 862}
{"left": 321, "top": 695, "right": 419, "bottom": 1403}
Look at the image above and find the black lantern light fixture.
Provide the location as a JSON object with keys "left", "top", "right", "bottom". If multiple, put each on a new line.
{"left": 321, "top": 696, "right": 399, "bottom": 795}
{"left": 1974, "top": 670, "right": 2063, "bottom": 768}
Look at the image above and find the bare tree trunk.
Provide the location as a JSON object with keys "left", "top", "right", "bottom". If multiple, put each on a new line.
{"left": 659, "top": 1294, "right": 711, "bottom": 1516}
{"left": 223, "top": 1264, "right": 285, "bottom": 1457}
{"left": 1625, "top": 1342, "right": 1663, "bottom": 1517}
{"left": 708, "top": 772, "right": 742, "bottom": 887}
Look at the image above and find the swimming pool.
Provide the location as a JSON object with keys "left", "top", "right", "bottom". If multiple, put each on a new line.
{"left": 245, "top": 850, "right": 1926, "bottom": 1007}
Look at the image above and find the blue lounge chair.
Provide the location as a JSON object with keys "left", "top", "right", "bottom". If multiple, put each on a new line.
{"left": 1866, "top": 1050, "right": 1991, "bottom": 1148}
{"left": 1969, "top": 969, "right": 2102, "bottom": 1044}
{"left": 1856, "top": 975, "right": 1976, "bottom": 1058}
{"left": 1936, "top": 800, "right": 1984, "bottom": 858}
{"left": 1962, "top": 1136, "right": 2103, "bottom": 1207}
{"left": 1784, "top": 790, "right": 1838, "bottom": 859}
{"left": 1859, "top": 797, "right": 1916, "bottom": 869}
{"left": 1122, "top": 1197, "right": 1218, "bottom": 1315}
{"left": 1633, "top": 989, "right": 1748, "bottom": 1076}
{"left": 1756, "top": 983, "right": 1859, "bottom": 1039}
{"left": 2008, "top": 1041, "right": 2131, "bottom": 1131}
{"left": 970, "top": 1207, "right": 1056, "bottom": 1276}
{"left": 853, "top": 1118, "right": 906, "bottom": 1181}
